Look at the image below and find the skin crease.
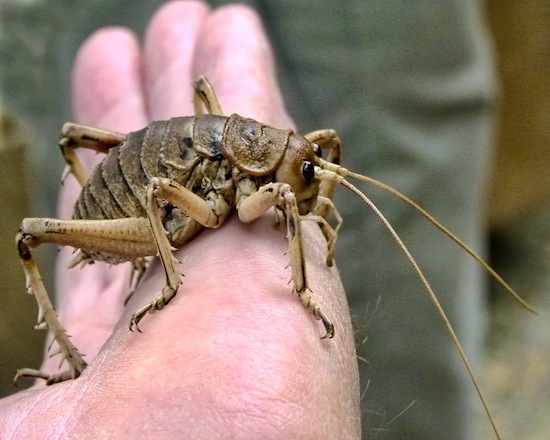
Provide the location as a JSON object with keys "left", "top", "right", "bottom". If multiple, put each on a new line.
{"left": 0, "top": 2, "right": 360, "bottom": 438}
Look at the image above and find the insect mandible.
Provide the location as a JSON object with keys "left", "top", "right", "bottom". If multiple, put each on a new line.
{"left": 15, "top": 76, "right": 534, "bottom": 439}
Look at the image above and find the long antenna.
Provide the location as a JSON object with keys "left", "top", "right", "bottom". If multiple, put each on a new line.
{"left": 339, "top": 176, "right": 502, "bottom": 440}
{"left": 320, "top": 159, "right": 536, "bottom": 314}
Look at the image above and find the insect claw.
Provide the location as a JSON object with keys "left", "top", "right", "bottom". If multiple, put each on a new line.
{"left": 129, "top": 318, "right": 142, "bottom": 333}
{"left": 319, "top": 314, "right": 335, "bottom": 339}
{"left": 320, "top": 324, "right": 335, "bottom": 340}
{"left": 129, "top": 307, "right": 148, "bottom": 333}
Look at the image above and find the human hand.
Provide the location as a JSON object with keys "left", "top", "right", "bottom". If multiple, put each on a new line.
{"left": 1, "top": 2, "right": 359, "bottom": 438}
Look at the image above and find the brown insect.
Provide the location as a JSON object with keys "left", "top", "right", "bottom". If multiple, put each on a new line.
{"left": 15, "top": 76, "right": 533, "bottom": 439}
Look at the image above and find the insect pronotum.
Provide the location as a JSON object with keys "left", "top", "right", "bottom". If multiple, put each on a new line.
{"left": 15, "top": 76, "right": 534, "bottom": 439}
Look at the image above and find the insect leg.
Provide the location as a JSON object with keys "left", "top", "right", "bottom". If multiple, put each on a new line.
{"left": 302, "top": 196, "right": 343, "bottom": 267}
{"left": 59, "top": 122, "right": 126, "bottom": 186}
{"left": 303, "top": 129, "right": 344, "bottom": 266}
{"left": 238, "top": 182, "right": 334, "bottom": 338}
{"left": 305, "top": 129, "right": 341, "bottom": 220}
{"left": 193, "top": 75, "right": 224, "bottom": 116}
{"left": 15, "top": 216, "right": 157, "bottom": 384}
{"left": 14, "top": 232, "right": 87, "bottom": 385}
{"left": 129, "top": 177, "right": 232, "bottom": 329}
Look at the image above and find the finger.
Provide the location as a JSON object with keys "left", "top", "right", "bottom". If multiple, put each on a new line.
{"left": 71, "top": 27, "right": 148, "bottom": 132}
{"left": 193, "top": 5, "right": 293, "bottom": 128}
{"left": 50, "top": 28, "right": 149, "bottom": 372}
{"left": 142, "top": 0, "right": 210, "bottom": 119}
{"left": 59, "top": 27, "right": 148, "bottom": 217}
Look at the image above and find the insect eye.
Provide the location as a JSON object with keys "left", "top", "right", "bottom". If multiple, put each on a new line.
{"left": 302, "top": 161, "right": 315, "bottom": 184}
{"left": 312, "top": 143, "right": 322, "bottom": 158}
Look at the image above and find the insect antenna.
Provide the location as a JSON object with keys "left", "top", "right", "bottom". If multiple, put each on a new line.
{"left": 318, "top": 160, "right": 536, "bottom": 314}
{"left": 313, "top": 162, "right": 536, "bottom": 439}
{"left": 337, "top": 176, "right": 502, "bottom": 439}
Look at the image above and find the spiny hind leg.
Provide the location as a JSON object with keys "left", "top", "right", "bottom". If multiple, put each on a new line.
{"left": 14, "top": 232, "right": 87, "bottom": 385}
{"left": 237, "top": 182, "right": 334, "bottom": 338}
{"left": 15, "top": 216, "right": 156, "bottom": 384}
{"left": 193, "top": 75, "right": 224, "bottom": 116}
{"left": 59, "top": 123, "right": 127, "bottom": 186}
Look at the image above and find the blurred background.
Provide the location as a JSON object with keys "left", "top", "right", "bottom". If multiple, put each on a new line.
{"left": 0, "top": 1, "right": 548, "bottom": 438}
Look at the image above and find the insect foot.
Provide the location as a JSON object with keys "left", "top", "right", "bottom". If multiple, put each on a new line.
{"left": 14, "top": 368, "right": 80, "bottom": 386}
{"left": 298, "top": 290, "right": 334, "bottom": 339}
{"left": 129, "top": 284, "right": 181, "bottom": 332}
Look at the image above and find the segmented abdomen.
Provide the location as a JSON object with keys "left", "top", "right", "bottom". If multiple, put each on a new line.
{"left": 73, "top": 115, "right": 230, "bottom": 222}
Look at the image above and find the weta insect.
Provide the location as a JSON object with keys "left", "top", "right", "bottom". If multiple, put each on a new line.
{"left": 15, "top": 76, "right": 533, "bottom": 439}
